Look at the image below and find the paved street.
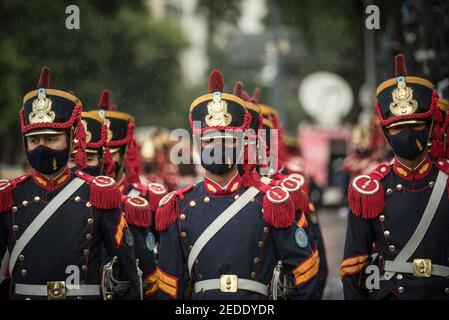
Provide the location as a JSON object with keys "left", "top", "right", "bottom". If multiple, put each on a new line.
{"left": 317, "top": 207, "right": 348, "bottom": 300}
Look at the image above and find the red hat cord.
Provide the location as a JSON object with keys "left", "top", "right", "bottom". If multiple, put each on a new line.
{"left": 234, "top": 83, "right": 260, "bottom": 188}
{"left": 124, "top": 122, "right": 141, "bottom": 184}
{"left": 102, "top": 124, "right": 115, "bottom": 176}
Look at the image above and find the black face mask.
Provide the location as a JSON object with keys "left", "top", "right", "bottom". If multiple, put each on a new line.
{"left": 83, "top": 165, "right": 102, "bottom": 177}
{"left": 26, "top": 145, "right": 70, "bottom": 175}
{"left": 200, "top": 144, "right": 241, "bottom": 175}
{"left": 386, "top": 126, "right": 430, "bottom": 160}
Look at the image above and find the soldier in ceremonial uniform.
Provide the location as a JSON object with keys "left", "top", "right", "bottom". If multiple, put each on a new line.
{"left": 88, "top": 90, "right": 167, "bottom": 298}
{"left": 341, "top": 54, "right": 449, "bottom": 299}
{"left": 155, "top": 70, "right": 319, "bottom": 300}
{"left": 254, "top": 92, "right": 328, "bottom": 299}
{"left": 0, "top": 67, "right": 139, "bottom": 300}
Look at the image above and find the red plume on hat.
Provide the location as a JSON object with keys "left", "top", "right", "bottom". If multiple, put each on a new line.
{"left": 233, "top": 81, "right": 243, "bottom": 98}
{"left": 37, "top": 67, "right": 50, "bottom": 88}
{"left": 395, "top": 54, "right": 407, "bottom": 77}
{"left": 208, "top": 69, "right": 224, "bottom": 93}
{"left": 252, "top": 87, "right": 262, "bottom": 104}
{"left": 98, "top": 89, "right": 110, "bottom": 110}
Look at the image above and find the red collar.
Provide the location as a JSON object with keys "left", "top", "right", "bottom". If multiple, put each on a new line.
{"left": 117, "top": 174, "right": 128, "bottom": 193}
{"left": 32, "top": 167, "right": 71, "bottom": 191}
{"left": 392, "top": 155, "right": 432, "bottom": 181}
{"left": 203, "top": 173, "right": 241, "bottom": 195}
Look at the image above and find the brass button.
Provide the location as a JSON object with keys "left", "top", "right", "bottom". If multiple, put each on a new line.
{"left": 19, "top": 255, "right": 25, "bottom": 261}
{"left": 379, "top": 215, "right": 385, "bottom": 222}
{"left": 389, "top": 245, "right": 395, "bottom": 252}
{"left": 194, "top": 259, "right": 199, "bottom": 265}
{"left": 106, "top": 294, "right": 113, "bottom": 300}
{"left": 34, "top": 196, "right": 40, "bottom": 202}
{"left": 198, "top": 274, "right": 204, "bottom": 280}
{"left": 86, "top": 202, "right": 92, "bottom": 208}
{"left": 445, "top": 288, "right": 449, "bottom": 294}
{"left": 86, "top": 233, "right": 92, "bottom": 240}
{"left": 253, "top": 257, "right": 260, "bottom": 264}
{"left": 396, "top": 184, "right": 403, "bottom": 191}
{"left": 12, "top": 206, "right": 18, "bottom": 213}
{"left": 386, "top": 189, "right": 393, "bottom": 195}
{"left": 384, "top": 230, "right": 390, "bottom": 237}
{"left": 20, "top": 269, "right": 27, "bottom": 276}
{"left": 261, "top": 209, "right": 264, "bottom": 213}
{"left": 429, "top": 181, "right": 435, "bottom": 188}
{"left": 263, "top": 227, "right": 269, "bottom": 234}
{"left": 189, "top": 201, "right": 196, "bottom": 207}
{"left": 396, "top": 274, "right": 403, "bottom": 280}
{"left": 87, "top": 218, "right": 94, "bottom": 225}
{"left": 251, "top": 272, "right": 256, "bottom": 279}
{"left": 398, "top": 286, "right": 404, "bottom": 293}
{"left": 179, "top": 214, "right": 186, "bottom": 221}
{"left": 258, "top": 241, "right": 264, "bottom": 248}
{"left": 12, "top": 225, "right": 18, "bottom": 231}
{"left": 180, "top": 232, "right": 187, "bottom": 238}
{"left": 75, "top": 196, "right": 81, "bottom": 202}
{"left": 82, "top": 265, "right": 88, "bottom": 271}
{"left": 22, "top": 200, "right": 28, "bottom": 207}
{"left": 234, "top": 195, "right": 240, "bottom": 200}
{"left": 203, "top": 197, "right": 210, "bottom": 203}
{"left": 83, "top": 249, "right": 90, "bottom": 256}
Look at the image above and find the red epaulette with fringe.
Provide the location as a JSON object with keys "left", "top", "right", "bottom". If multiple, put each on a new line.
{"left": 155, "top": 185, "right": 193, "bottom": 232}
{"left": 0, "top": 175, "right": 30, "bottom": 214}
{"left": 129, "top": 182, "right": 168, "bottom": 212}
{"left": 348, "top": 163, "right": 390, "bottom": 219}
{"left": 257, "top": 179, "right": 295, "bottom": 229}
{"left": 147, "top": 182, "right": 169, "bottom": 212}
{"left": 435, "top": 158, "right": 449, "bottom": 197}
{"left": 280, "top": 173, "right": 310, "bottom": 214}
{"left": 75, "top": 170, "right": 121, "bottom": 210}
{"left": 122, "top": 195, "right": 152, "bottom": 227}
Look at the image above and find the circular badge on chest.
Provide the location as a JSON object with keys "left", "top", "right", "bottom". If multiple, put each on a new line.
{"left": 295, "top": 227, "right": 308, "bottom": 248}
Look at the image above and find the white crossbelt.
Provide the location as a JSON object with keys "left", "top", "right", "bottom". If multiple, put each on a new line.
{"left": 384, "top": 170, "right": 448, "bottom": 280}
{"left": 14, "top": 283, "right": 100, "bottom": 297}
{"left": 9, "top": 177, "right": 86, "bottom": 275}
{"left": 194, "top": 279, "right": 268, "bottom": 296}
{"left": 127, "top": 189, "right": 140, "bottom": 197}
{"left": 384, "top": 261, "right": 449, "bottom": 278}
{"left": 187, "top": 176, "right": 272, "bottom": 277}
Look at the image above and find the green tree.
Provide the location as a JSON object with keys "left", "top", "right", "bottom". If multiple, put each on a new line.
{"left": 0, "top": 0, "right": 187, "bottom": 163}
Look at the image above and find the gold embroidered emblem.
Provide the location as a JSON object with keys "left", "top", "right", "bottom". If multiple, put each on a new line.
{"left": 36, "top": 176, "right": 47, "bottom": 186}
{"left": 205, "top": 92, "right": 232, "bottom": 127}
{"left": 397, "top": 167, "right": 408, "bottom": 176}
{"left": 419, "top": 163, "right": 429, "bottom": 174}
{"left": 29, "top": 88, "right": 56, "bottom": 124}
{"left": 389, "top": 77, "right": 418, "bottom": 116}
{"left": 81, "top": 120, "right": 92, "bottom": 143}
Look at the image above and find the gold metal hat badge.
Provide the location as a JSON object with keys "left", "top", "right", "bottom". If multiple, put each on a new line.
{"left": 389, "top": 77, "right": 418, "bottom": 116}
{"left": 29, "top": 88, "right": 56, "bottom": 124}
{"left": 205, "top": 92, "right": 232, "bottom": 127}
{"left": 98, "top": 110, "right": 113, "bottom": 141}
